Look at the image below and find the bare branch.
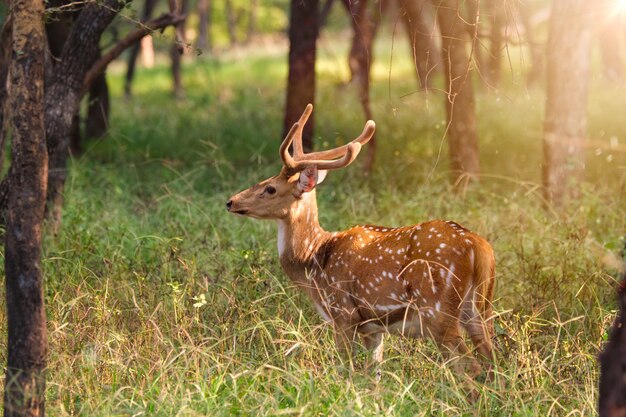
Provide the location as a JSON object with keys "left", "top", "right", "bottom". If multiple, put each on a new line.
{"left": 82, "top": 12, "right": 186, "bottom": 96}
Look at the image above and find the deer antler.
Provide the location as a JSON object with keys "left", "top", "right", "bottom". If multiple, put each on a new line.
{"left": 280, "top": 104, "right": 376, "bottom": 173}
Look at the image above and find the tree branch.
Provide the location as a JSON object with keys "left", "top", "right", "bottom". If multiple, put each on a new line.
{"left": 82, "top": 12, "right": 186, "bottom": 96}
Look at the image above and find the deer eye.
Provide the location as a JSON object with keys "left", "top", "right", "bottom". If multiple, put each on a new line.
{"left": 265, "top": 185, "right": 276, "bottom": 195}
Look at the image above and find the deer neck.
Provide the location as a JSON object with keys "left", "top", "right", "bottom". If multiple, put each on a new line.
{"left": 276, "top": 190, "right": 330, "bottom": 278}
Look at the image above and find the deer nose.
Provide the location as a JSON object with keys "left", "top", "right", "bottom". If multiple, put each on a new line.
{"left": 226, "top": 200, "right": 233, "bottom": 210}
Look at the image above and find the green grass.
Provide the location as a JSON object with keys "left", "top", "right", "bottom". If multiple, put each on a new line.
{"left": 2, "top": 33, "right": 626, "bottom": 416}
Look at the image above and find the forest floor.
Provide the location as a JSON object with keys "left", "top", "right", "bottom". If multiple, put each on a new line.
{"left": 2, "top": 34, "right": 626, "bottom": 415}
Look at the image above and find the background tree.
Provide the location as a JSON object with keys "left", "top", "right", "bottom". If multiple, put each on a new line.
{"left": 125, "top": 0, "right": 157, "bottom": 98}
{"left": 486, "top": 0, "right": 506, "bottom": 87}
{"left": 3, "top": 0, "right": 48, "bottom": 415}
{"left": 432, "top": 0, "right": 480, "bottom": 188}
{"left": 196, "top": 0, "right": 213, "bottom": 53}
{"left": 399, "top": 0, "right": 439, "bottom": 90}
{"left": 598, "top": 0, "right": 625, "bottom": 83}
{"left": 283, "top": 0, "right": 319, "bottom": 152}
{"left": 341, "top": 0, "right": 383, "bottom": 172}
{"left": 169, "top": 0, "right": 188, "bottom": 98}
{"left": 542, "top": 0, "right": 591, "bottom": 203}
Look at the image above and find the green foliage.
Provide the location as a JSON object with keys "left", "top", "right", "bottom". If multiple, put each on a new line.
{"left": 2, "top": 34, "right": 625, "bottom": 415}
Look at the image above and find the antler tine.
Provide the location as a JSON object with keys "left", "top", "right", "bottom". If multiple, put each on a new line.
{"left": 284, "top": 142, "right": 363, "bottom": 173}
{"left": 292, "top": 104, "right": 313, "bottom": 158}
{"left": 310, "top": 142, "right": 363, "bottom": 170}
{"left": 301, "top": 120, "right": 375, "bottom": 161}
{"left": 279, "top": 122, "right": 300, "bottom": 170}
{"left": 280, "top": 105, "right": 374, "bottom": 173}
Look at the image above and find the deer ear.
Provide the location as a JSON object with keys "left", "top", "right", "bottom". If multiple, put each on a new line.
{"left": 297, "top": 166, "right": 321, "bottom": 193}
{"left": 317, "top": 169, "right": 327, "bottom": 184}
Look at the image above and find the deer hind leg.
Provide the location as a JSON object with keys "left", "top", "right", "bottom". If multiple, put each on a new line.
{"left": 332, "top": 320, "right": 360, "bottom": 371}
{"left": 361, "top": 332, "right": 384, "bottom": 381}
{"left": 460, "top": 286, "right": 494, "bottom": 368}
{"left": 434, "top": 321, "right": 481, "bottom": 378}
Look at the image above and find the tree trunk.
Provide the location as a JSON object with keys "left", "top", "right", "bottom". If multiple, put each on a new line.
{"left": 196, "top": 0, "right": 212, "bottom": 53}
{"left": 341, "top": 0, "right": 383, "bottom": 173}
{"left": 85, "top": 68, "right": 110, "bottom": 139}
{"left": 399, "top": 0, "right": 439, "bottom": 90}
{"left": 599, "top": 244, "right": 626, "bottom": 417}
{"left": 225, "top": 0, "right": 238, "bottom": 46}
{"left": 246, "top": 0, "right": 259, "bottom": 43}
{"left": 487, "top": 0, "right": 505, "bottom": 87}
{"left": 517, "top": 1, "right": 544, "bottom": 86}
{"left": 45, "top": 0, "right": 128, "bottom": 227}
{"left": 0, "top": 16, "right": 13, "bottom": 175}
{"left": 3, "top": 1, "right": 48, "bottom": 416}
{"left": 125, "top": 0, "right": 156, "bottom": 98}
{"left": 542, "top": 0, "right": 591, "bottom": 204}
{"left": 170, "top": 0, "right": 188, "bottom": 98}
{"left": 284, "top": 0, "right": 319, "bottom": 152}
{"left": 433, "top": 0, "right": 480, "bottom": 188}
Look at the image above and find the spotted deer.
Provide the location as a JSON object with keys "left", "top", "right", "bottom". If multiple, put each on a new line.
{"left": 226, "top": 105, "right": 496, "bottom": 378}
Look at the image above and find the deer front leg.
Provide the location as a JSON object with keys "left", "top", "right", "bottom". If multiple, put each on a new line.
{"left": 362, "top": 332, "right": 384, "bottom": 382}
{"left": 332, "top": 322, "right": 358, "bottom": 372}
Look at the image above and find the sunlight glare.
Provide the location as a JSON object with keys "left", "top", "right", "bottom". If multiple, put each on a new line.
{"left": 614, "top": 0, "right": 626, "bottom": 13}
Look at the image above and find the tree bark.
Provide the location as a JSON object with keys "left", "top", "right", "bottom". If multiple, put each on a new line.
{"left": 45, "top": 0, "right": 128, "bottom": 227}
{"left": 341, "top": 0, "right": 383, "bottom": 173}
{"left": 517, "top": 1, "right": 544, "bottom": 86}
{"left": 487, "top": 0, "right": 505, "bottom": 87}
{"left": 125, "top": 0, "right": 157, "bottom": 98}
{"left": 3, "top": 1, "right": 48, "bottom": 416}
{"left": 225, "top": 0, "right": 238, "bottom": 46}
{"left": 433, "top": 0, "right": 480, "bottom": 188}
{"left": 399, "top": 0, "right": 439, "bottom": 90}
{"left": 85, "top": 68, "right": 110, "bottom": 139}
{"left": 169, "top": 0, "right": 188, "bottom": 98}
{"left": 284, "top": 0, "right": 319, "bottom": 152}
{"left": 0, "top": 16, "right": 13, "bottom": 175}
{"left": 196, "top": 0, "right": 212, "bottom": 53}
{"left": 542, "top": 0, "right": 591, "bottom": 203}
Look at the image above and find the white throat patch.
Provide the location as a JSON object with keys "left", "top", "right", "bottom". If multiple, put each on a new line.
{"left": 277, "top": 220, "right": 287, "bottom": 257}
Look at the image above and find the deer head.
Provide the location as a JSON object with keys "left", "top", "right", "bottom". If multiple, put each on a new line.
{"left": 226, "top": 104, "right": 376, "bottom": 220}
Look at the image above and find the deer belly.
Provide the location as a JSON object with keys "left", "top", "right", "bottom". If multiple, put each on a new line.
{"left": 358, "top": 308, "right": 429, "bottom": 338}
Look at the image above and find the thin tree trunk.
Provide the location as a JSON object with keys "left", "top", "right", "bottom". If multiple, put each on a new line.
{"left": 399, "top": 0, "right": 439, "bottom": 90}
{"left": 284, "top": 0, "right": 319, "bottom": 152}
{"left": 341, "top": 0, "right": 383, "bottom": 173}
{"left": 225, "top": 0, "right": 237, "bottom": 46}
{"left": 45, "top": 0, "right": 128, "bottom": 227}
{"left": 433, "top": 0, "right": 480, "bottom": 188}
{"left": 246, "top": 0, "right": 258, "bottom": 43}
{"left": 517, "top": 2, "right": 544, "bottom": 86}
{"left": 542, "top": 0, "right": 591, "bottom": 203}
{"left": 196, "top": 0, "right": 212, "bottom": 53}
{"left": 487, "top": 0, "right": 505, "bottom": 87}
{"left": 85, "top": 68, "right": 110, "bottom": 139}
{"left": 3, "top": 1, "right": 48, "bottom": 416}
{"left": 169, "top": 0, "right": 188, "bottom": 98}
{"left": 125, "top": 0, "right": 156, "bottom": 98}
